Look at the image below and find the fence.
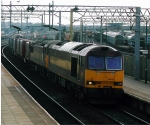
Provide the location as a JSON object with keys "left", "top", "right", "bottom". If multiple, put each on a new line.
{"left": 124, "top": 55, "right": 150, "bottom": 82}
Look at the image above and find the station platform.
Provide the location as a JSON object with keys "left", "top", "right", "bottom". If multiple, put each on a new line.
{"left": 1, "top": 64, "right": 59, "bottom": 125}
{"left": 123, "top": 75, "right": 150, "bottom": 103}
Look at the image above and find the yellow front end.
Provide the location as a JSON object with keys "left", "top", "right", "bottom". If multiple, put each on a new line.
{"left": 85, "top": 69, "right": 124, "bottom": 89}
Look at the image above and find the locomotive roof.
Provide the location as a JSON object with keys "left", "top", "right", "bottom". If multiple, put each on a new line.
{"left": 10, "top": 33, "right": 24, "bottom": 38}
{"left": 32, "top": 40, "right": 60, "bottom": 47}
{"left": 42, "top": 40, "right": 60, "bottom": 47}
{"left": 59, "top": 41, "right": 82, "bottom": 51}
{"left": 78, "top": 44, "right": 118, "bottom": 56}
{"left": 50, "top": 41, "right": 119, "bottom": 56}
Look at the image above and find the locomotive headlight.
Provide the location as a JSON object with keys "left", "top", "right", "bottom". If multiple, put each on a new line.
{"left": 89, "top": 82, "right": 92, "bottom": 85}
{"left": 87, "top": 81, "right": 93, "bottom": 85}
{"left": 114, "top": 82, "right": 122, "bottom": 86}
{"left": 87, "top": 81, "right": 96, "bottom": 85}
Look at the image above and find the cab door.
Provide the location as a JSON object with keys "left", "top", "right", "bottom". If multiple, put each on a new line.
{"left": 71, "top": 57, "right": 77, "bottom": 78}
{"left": 77, "top": 56, "right": 81, "bottom": 81}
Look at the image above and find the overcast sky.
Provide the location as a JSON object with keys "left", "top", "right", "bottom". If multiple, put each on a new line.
{"left": 2, "top": 0, "right": 150, "bottom": 8}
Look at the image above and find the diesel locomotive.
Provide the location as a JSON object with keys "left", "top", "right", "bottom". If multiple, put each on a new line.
{"left": 9, "top": 35, "right": 124, "bottom": 104}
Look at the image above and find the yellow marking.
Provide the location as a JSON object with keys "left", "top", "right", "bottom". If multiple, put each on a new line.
{"left": 50, "top": 56, "right": 71, "bottom": 70}
{"left": 45, "top": 55, "right": 49, "bottom": 68}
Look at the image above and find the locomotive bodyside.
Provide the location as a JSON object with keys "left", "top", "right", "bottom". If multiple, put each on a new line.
{"left": 29, "top": 40, "right": 61, "bottom": 68}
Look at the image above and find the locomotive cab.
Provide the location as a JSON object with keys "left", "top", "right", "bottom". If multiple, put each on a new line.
{"left": 83, "top": 46, "right": 124, "bottom": 103}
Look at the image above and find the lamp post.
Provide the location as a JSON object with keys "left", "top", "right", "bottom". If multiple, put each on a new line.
{"left": 100, "top": 17, "right": 103, "bottom": 44}
{"left": 58, "top": 11, "right": 62, "bottom": 41}
{"left": 145, "top": 18, "right": 148, "bottom": 83}
{"left": 96, "top": 16, "right": 103, "bottom": 44}
{"left": 70, "top": 6, "right": 79, "bottom": 41}
{"left": 105, "top": 19, "right": 108, "bottom": 45}
{"left": 134, "top": 12, "right": 148, "bottom": 83}
{"left": 133, "top": 7, "right": 141, "bottom": 80}
{"left": 70, "top": 9, "right": 73, "bottom": 41}
{"left": 80, "top": 18, "right": 83, "bottom": 42}
{"left": 10, "top": 1, "right": 12, "bottom": 28}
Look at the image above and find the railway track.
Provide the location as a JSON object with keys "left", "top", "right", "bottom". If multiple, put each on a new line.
{"left": 97, "top": 107, "right": 150, "bottom": 124}
{"left": 1, "top": 42, "right": 150, "bottom": 125}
